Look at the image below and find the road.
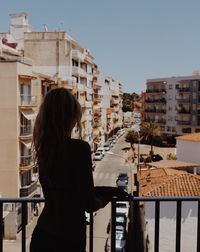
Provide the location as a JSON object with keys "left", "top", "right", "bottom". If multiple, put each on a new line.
{"left": 88, "top": 133, "right": 132, "bottom": 252}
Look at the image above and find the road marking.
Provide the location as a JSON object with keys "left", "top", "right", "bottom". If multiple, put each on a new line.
{"left": 93, "top": 171, "right": 118, "bottom": 181}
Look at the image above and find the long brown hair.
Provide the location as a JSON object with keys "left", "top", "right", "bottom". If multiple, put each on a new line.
{"left": 33, "top": 88, "right": 82, "bottom": 181}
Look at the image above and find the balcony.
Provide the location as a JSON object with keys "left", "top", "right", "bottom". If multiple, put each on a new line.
{"left": 20, "top": 181, "right": 38, "bottom": 197}
{"left": 146, "top": 88, "right": 166, "bottom": 93}
{"left": 178, "top": 87, "right": 191, "bottom": 92}
{"left": 72, "top": 66, "right": 86, "bottom": 77}
{"left": 20, "top": 125, "right": 32, "bottom": 138}
{"left": 20, "top": 95, "right": 37, "bottom": 107}
{"left": 72, "top": 49, "right": 84, "bottom": 61}
{"left": 145, "top": 109, "right": 166, "bottom": 114}
{"left": 0, "top": 196, "right": 199, "bottom": 252}
{"left": 145, "top": 98, "right": 166, "bottom": 104}
{"left": 20, "top": 154, "right": 34, "bottom": 171}
{"left": 176, "top": 98, "right": 190, "bottom": 103}
{"left": 177, "top": 109, "right": 191, "bottom": 114}
{"left": 176, "top": 120, "right": 191, "bottom": 125}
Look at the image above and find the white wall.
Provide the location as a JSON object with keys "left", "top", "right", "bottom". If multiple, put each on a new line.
{"left": 144, "top": 201, "right": 198, "bottom": 252}
{"left": 176, "top": 140, "right": 200, "bottom": 173}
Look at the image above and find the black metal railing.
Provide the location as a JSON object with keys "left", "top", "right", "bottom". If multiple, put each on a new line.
{"left": 0, "top": 196, "right": 199, "bottom": 252}
{"left": 110, "top": 196, "right": 200, "bottom": 252}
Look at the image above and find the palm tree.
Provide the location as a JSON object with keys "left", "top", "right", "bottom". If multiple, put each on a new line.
{"left": 125, "top": 130, "right": 139, "bottom": 151}
{"left": 140, "top": 122, "right": 160, "bottom": 155}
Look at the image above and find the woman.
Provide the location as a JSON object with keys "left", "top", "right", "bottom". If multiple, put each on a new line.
{"left": 30, "top": 88, "right": 128, "bottom": 252}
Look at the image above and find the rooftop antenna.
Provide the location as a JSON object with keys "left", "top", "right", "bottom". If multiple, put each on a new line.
{"left": 43, "top": 24, "right": 48, "bottom": 32}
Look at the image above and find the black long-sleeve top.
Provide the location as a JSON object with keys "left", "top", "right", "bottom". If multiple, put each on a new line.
{"left": 36, "top": 139, "right": 100, "bottom": 244}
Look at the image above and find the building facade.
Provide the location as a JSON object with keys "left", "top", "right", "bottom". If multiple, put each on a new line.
{"left": 145, "top": 75, "right": 200, "bottom": 139}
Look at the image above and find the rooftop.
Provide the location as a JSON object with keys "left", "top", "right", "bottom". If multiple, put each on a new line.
{"left": 139, "top": 168, "right": 200, "bottom": 197}
{"left": 176, "top": 132, "right": 200, "bottom": 142}
{"left": 145, "top": 159, "right": 200, "bottom": 169}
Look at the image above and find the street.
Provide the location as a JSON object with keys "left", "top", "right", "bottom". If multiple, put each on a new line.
{"left": 89, "top": 133, "right": 134, "bottom": 252}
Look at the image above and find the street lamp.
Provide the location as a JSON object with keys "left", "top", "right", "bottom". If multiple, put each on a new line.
{"left": 107, "top": 151, "right": 134, "bottom": 195}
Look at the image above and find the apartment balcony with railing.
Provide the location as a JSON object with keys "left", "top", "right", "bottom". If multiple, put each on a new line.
{"left": 145, "top": 98, "right": 166, "bottom": 104}
{"left": 0, "top": 196, "right": 199, "bottom": 252}
{"left": 176, "top": 120, "right": 191, "bottom": 125}
{"left": 20, "top": 181, "right": 38, "bottom": 197}
{"left": 72, "top": 49, "right": 85, "bottom": 61}
{"left": 20, "top": 95, "right": 37, "bottom": 107}
{"left": 20, "top": 124, "right": 32, "bottom": 138}
{"left": 178, "top": 87, "right": 192, "bottom": 93}
{"left": 20, "top": 154, "right": 33, "bottom": 169}
{"left": 146, "top": 88, "right": 166, "bottom": 93}
{"left": 145, "top": 109, "right": 166, "bottom": 114}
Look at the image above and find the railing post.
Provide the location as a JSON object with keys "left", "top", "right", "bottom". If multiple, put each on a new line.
{"left": 111, "top": 197, "right": 116, "bottom": 252}
{"left": 21, "top": 202, "right": 27, "bottom": 252}
{"left": 197, "top": 199, "right": 200, "bottom": 252}
{"left": 0, "top": 203, "right": 3, "bottom": 252}
{"left": 176, "top": 201, "right": 182, "bottom": 252}
{"left": 154, "top": 201, "right": 160, "bottom": 252}
{"left": 89, "top": 212, "right": 93, "bottom": 252}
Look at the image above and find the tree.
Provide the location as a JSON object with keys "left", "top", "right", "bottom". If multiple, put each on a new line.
{"left": 140, "top": 122, "right": 160, "bottom": 155}
{"left": 122, "top": 92, "right": 140, "bottom": 112}
{"left": 125, "top": 130, "right": 139, "bottom": 151}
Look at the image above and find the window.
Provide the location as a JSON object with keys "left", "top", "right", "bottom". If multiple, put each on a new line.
{"left": 169, "top": 84, "right": 172, "bottom": 89}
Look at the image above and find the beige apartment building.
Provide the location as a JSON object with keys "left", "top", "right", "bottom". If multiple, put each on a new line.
{"left": 0, "top": 53, "right": 39, "bottom": 238}
{"left": 24, "top": 31, "right": 96, "bottom": 148}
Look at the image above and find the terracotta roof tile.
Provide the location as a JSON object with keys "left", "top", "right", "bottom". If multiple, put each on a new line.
{"left": 140, "top": 168, "right": 200, "bottom": 197}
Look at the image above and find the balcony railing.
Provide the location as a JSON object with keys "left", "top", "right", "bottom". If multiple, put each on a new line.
{"left": 20, "top": 154, "right": 32, "bottom": 167}
{"left": 20, "top": 181, "right": 38, "bottom": 197}
{"left": 20, "top": 125, "right": 32, "bottom": 136}
{"left": 20, "top": 95, "right": 37, "bottom": 106}
{"left": 0, "top": 196, "right": 199, "bottom": 252}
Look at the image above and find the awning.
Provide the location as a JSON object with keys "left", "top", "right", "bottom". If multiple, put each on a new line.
{"left": 21, "top": 140, "right": 32, "bottom": 149}
{"left": 21, "top": 109, "right": 36, "bottom": 120}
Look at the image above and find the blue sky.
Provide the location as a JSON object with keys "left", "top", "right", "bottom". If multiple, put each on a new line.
{"left": 1, "top": 0, "right": 200, "bottom": 94}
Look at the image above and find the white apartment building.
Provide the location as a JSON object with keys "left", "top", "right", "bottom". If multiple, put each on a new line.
{"left": 24, "top": 31, "right": 95, "bottom": 147}
{"left": 99, "top": 75, "right": 123, "bottom": 141}
{"left": 145, "top": 75, "right": 200, "bottom": 139}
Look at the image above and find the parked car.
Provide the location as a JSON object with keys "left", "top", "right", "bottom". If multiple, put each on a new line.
{"left": 105, "top": 226, "right": 126, "bottom": 252}
{"left": 96, "top": 147, "right": 106, "bottom": 156}
{"left": 145, "top": 154, "right": 163, "bottom": 162}
{"left": 93, "top": 151, "right": 103, "bottom": 161}
{"left": 116, "top": 201, "right": 129, "bottom": 217}
{"left": 116, "top": 172, "right": 128, "bottom": 184}
{"left": 103, "top": 142, "right": 111, "bottom": 151}
{"left": 151, "top": 154, "right": 163, "bottom": 162}
{"left": 116, "top": 212, "right": 127, "bottom": 228}
{"left": 116, "top": 180, "right": 128, "bottom": 192}
{"left": 116, "top": 228, "right": 126, "bottom": 252}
